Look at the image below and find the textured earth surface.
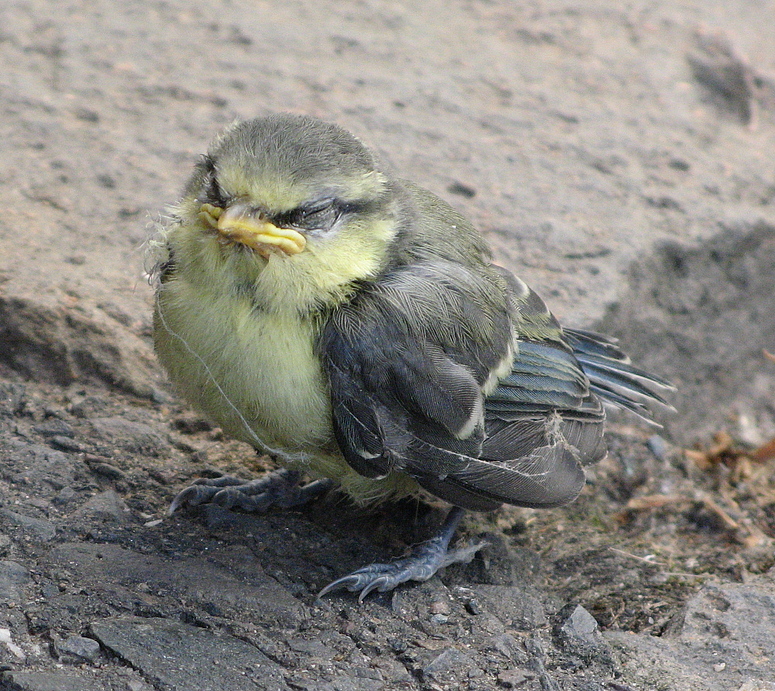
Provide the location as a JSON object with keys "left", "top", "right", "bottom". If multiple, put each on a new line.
{"left": 1, "top": 1, "right": 775, "bottom": 689}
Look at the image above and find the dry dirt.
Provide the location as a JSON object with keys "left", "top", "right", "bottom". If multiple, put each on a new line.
{"left": 1, "top": 1, "right": 775, "bottom": 690}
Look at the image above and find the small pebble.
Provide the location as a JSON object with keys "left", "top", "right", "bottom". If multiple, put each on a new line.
{"left": 647, "top": 435, "right": 669, "bottom": 461}
{"left": 55, "top": 635, "right": 101, "bottom": 663}
{"left": 465, "top": 598, "right": 481, "bottom": 615}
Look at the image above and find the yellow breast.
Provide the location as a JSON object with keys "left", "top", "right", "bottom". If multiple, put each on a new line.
{"left": 154, "top": 278, "right": 333, "bottom": 461}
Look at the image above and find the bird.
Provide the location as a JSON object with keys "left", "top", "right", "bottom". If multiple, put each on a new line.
{"left": 150, "top": 113, "right": 673, "bottom": 600}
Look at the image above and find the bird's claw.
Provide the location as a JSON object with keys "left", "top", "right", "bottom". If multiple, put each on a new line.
{"left": 168, "top": 483, "right": 221, "bottom": 514}
{"left": 318, "top": 538, "right": 487, "bottom": 601}
{"left": 168, "top": 468, "right": 333, "bottom": 515}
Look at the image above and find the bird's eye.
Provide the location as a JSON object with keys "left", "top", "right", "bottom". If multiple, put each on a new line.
{"left": 284, "top": 199, "right": 341, "bottom": 233}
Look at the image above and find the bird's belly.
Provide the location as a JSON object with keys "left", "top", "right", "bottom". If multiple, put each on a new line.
{"left": 154, "top": 282, "right": 333, "bottom": 459}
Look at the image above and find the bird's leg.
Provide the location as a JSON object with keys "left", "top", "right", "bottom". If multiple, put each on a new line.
{"left": 168, "top": 467, "right": 334, "bottom": 514}
{"left": 317, "top": 507, "right": 486, "bottom": 601}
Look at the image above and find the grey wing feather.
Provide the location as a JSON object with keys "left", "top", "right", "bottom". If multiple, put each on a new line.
{"left": 563, "top": 328, "right": 676, "bottom": 422}
{"left": 320, "top": 190, "right": 673, "bottom": 511}
{"left": 320, "top": 261, "right": 608, "bottom": 511}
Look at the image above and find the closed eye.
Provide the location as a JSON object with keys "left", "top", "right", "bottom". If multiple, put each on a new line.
{"left": 280, "top": 198, "right": 341, "bottom": 233}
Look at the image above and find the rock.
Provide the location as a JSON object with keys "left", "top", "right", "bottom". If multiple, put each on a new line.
{"left": 84, "top": 458, "right": 127, "bottom": 481}
{"left": 0, "top": 561, "right": 30, "bottom": 603}
{"left": 0, "top": 292, "right": 158, "bottom": 399}
{"left": 89, "top": 417, "right": 168, "bottom": 455}
{"left": 71, "top": 490, "right": 132, "bottom": 525}
{"left": 472, "top": 584, "right": 547, "bottom": 631}
{"left": 525, "top": 636, "right": 560, "bottom": 691}
{"left": 423, "top": 648, "right": 475, "bottom": 684}
{"left": 46, "top": 542, "right": 308, "bottom": 629}
{"left": 3, "top": 440, "right": 76, "bottom": 493}
{"left": 647, "top": 434, "right": 670, "bottom": 461}
{"left": 0, "top": 509, "right": 56, "bottom": 543}
{"left": 607, "top": 575, "right": 775, "bottom": 691}
{"left": 0, "top": 626, "right": 26, "bottom": 661}
{"left": 555, "top": 604, "right": 598, "bottom": 642}
{"left": 288, "top": 677, "right": 385, "bottom": 691}
{"left": 486, "top": 633, "right": 530, "bottom": 666}
{"left": 553, "top": 604, "right": 614, "bottom": 669}
{"left": 33, "top": 419, "right": 75, "bottom": 438}
{"left": 54, "top": 635, "right": 101, "bottom": 663}
{"left": 0, "top": 383, "right": 26, "bottom": 416}
{"left": 91, "top": 616, "right": 289, "bottom": 691}
{"left": 599, "top": 223, "right": 775, "bottom": 446}
{"left": 52, "top": 487, "right": 77, "bottom": 506}
{"left": 0, "top": 670, "right": 115, "bottom": 691}
{"left": 461, "top": 534, "right": 543, "bottom": 586}
{"left": 497, "top": 669, "right": 534, "bottom": 688}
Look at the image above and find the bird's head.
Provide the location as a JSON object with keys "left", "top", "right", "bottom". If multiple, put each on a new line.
{"left": 165, "top": 114, "right": 404, "bottom": 312}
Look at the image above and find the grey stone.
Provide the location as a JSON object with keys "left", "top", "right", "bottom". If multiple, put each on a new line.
{"left": 288, "top": 677, "right": 385, "bottom": 691}
{"left": 525, "top": 636, "right": 561, "bottom": 691}
{"left": 84, "top": 460, "right": 126, "bottom": 481}
{"left": 647, "top": 434, "right": 670, "bottom": 460}
{"left": 0, "top": 560, "right": 29, "bottom": 602}
{"left": 47, "top": 542, "right": 307, "bottom": 628}
{"left": 52, "top": 486, "right": 76, "bottom": 506}
{"left": 71, "top": 490, "right": 132, "bottom": 524}
{"left": 0, "top": 509, "right": 56, "bottom": 542}
{"left": 0, "top": 383, "right": 26, "bottom": 416}
{"left": 423, "top": 647, "right": 475, "bottom": 683}
{"left": 486, "top": 633, "right": 530, "bottom": 665}
{"left": 0, "top": 670, "right": 109, "bottom": 691}
{"left": 607, "top": 576, "right": 775, "bottom": 691}
{"left": 33, "top": 419, "right": 75, "bottom": 438}
{"left": 49, "top": 435, "right": 83, "bottom": 452}
{"left": 322, "top": 679, "right": 385, "bottom": 691}
{"left": 287, "top": 637, "right": 337, "bottom": 659}
{"left": 54, "top": 634, "right": 101, "bottom": 663}
{"left": 553, "top": 604, "right": 614, "bottom": 668}
{"left": 497, "top": 669, "right": 534, "bottom": 688}
{"left": 91, "top": 615, "right": 289, "bottom": 691}
{"left": 472, "top": 584, "right": 547, "bottom": 630}
{"left": 89, "top": 417, "right": 168, "bottom": 454}
{"left": 557, "top": 604, "right": 598, "bottom": 641}
{"left": 4, "top": 440, "right": 76, "bottom": 492}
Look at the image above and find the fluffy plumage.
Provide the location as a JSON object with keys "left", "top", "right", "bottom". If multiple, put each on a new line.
{"left": 151, "top": 113, "right": 673, "bottom": 595}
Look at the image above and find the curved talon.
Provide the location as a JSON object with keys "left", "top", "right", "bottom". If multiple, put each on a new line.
{"left": 317, "top": 574, "right": 364, "bottom": 598}
{"left": 359, "top": 576, "right": 391, "bottom": 601}
{"left": 317, "top": 508, "right": 488, "bottom": 601}
{"left": 211, "top": 487, "right": 240, "bottom": 510}
{"left": 168, "top": 484, "right": 220, "bottom": 514}
{"left": 168, "top": 469, "right": 332, "bottom": 516}
{"left": 316, "top": 555, "right": 449, "bottom": 601}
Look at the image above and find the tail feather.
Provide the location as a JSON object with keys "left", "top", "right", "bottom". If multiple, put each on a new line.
{"left": 564, "top": 328, "right": 675, "bottom": 424}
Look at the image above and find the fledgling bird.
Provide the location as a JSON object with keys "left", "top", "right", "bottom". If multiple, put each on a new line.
{"left": 150, "top": 113, "right": 673, "bottom": 599}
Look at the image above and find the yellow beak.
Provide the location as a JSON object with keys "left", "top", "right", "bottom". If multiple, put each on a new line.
{"left": 202, "top": 203, "right": 306, "bottom": 257}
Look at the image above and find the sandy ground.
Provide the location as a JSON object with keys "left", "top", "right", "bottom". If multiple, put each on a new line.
{"left": 1, "top": 1, "right": 775, "bottom": 690}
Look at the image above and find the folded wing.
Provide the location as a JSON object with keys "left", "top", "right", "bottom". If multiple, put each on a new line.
{"left": 321, "top": 262, "right": 671, "bottom": 512}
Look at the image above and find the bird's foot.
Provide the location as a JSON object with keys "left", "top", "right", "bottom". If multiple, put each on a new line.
{"left": 168, "top": 467, "right": 333, "bottom": 514}
{"left": 318, "top": 507, "right": 487, "bottom": 601}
